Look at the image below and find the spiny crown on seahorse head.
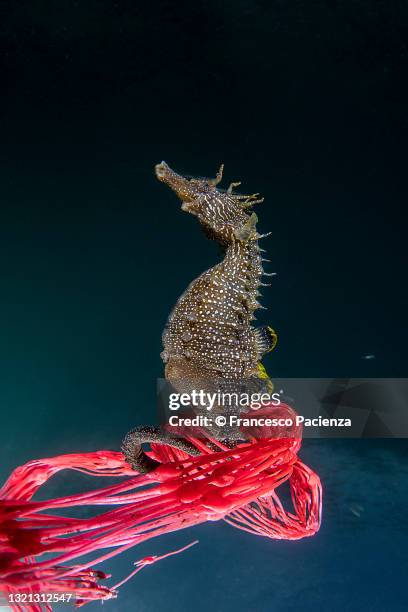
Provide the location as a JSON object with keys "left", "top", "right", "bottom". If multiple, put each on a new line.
{"left": 155, "top": 161, "right": 277, "bottom": 383}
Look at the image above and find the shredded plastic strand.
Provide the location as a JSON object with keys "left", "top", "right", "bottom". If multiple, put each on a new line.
{"left": 0, "top": 405, "right": 322, "bottom": 610}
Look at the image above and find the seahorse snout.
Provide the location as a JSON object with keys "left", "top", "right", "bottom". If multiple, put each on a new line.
{"left": 155, "top": 160, "right": 196, "bottom": 203}
{"left": 155, "top": 161, "right": 171, "bottom": 181}
{"left": 155, "top": 161, "right": 182, "bottom": 185}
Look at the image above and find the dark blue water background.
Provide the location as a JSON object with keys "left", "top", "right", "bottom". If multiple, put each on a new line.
{"left": 1, "top": 2, "right": 407, "bottom": 610}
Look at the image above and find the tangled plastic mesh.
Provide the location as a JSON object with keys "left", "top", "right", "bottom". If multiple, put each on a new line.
{"left": 0, "top": 403, "right": 322, "bottom": 610}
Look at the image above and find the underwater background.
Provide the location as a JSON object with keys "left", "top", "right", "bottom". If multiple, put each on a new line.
{"left": 1, "top": 1, "right": 407, "bottom": 610}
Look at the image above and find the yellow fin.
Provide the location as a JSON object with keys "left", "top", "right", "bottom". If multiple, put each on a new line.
{"left": 256, "top": 362, "right": 274, "bottom": 393}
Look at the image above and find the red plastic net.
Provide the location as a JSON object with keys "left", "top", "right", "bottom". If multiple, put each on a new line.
{"left": 0, "top": 403, "right": 322, "bottom": 609}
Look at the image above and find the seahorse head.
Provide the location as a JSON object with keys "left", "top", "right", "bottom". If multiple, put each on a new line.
{"left": 155, "top": 161, "right": 262, "bottom": 245}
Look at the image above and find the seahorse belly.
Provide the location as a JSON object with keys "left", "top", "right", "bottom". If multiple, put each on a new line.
{"left": 163, "top": 240, "right": 266, "bottom": 380}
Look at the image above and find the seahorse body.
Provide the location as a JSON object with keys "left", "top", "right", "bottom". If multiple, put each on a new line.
{"left": 155, "top": 161, "right": 277, "bottom": 386}
{"left": 122, "top": 162, "right": 277, "bottom": 470}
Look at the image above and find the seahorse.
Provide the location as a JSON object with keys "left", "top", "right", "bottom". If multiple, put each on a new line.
{"left": 123, "top": 162, "right": 277, "bottom": 471}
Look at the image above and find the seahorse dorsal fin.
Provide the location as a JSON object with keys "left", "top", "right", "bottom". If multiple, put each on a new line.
{"left": 255, "top": 326, "right": 278, "bottom": 358}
